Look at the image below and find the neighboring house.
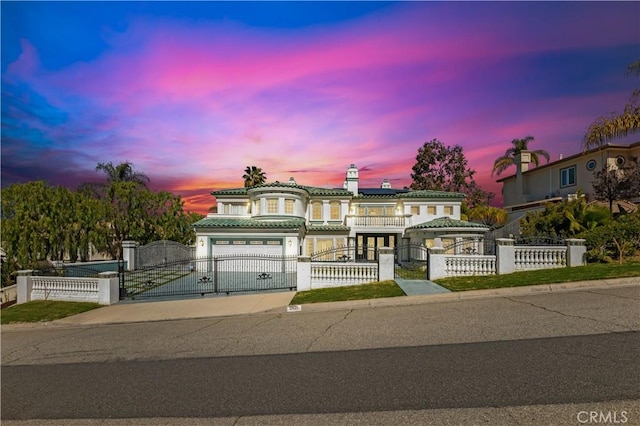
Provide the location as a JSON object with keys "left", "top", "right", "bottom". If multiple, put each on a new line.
{"left": 498, "top": 141, "right": 640, "bottom": 220}
{"left": 193, "top": 164, "right": 489, "bottom": 258}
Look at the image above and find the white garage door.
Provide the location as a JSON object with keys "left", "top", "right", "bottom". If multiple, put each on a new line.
{"left": 211, "top": 238, "right": 284, "bottom": 257}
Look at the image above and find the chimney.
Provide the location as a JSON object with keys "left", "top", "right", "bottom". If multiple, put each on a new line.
{"left": 515, "top": 151, "right": 532, "bottom": 203}
{"left": 380, "top": 179, "right": 391, "bottom": 189}
{"left": 345, "top": 163, "right": 359, "bottom": 194}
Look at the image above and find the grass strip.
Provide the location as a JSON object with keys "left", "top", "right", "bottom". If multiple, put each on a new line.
{"left": 435, "top": 261, "right": 640, "bottom": 291}
{"left": 290, "top": 280, "right": 405, "bottom": 305}
{"left": 1, "top": 300, "right": 102, "bottom": 324}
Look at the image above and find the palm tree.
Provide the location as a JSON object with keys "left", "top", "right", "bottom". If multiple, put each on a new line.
{"left": 242, "top": 166, "right": 266, "bottom": 187}
{"left": 96, "top": 161, "right": 150, "bottom": 186}
{"left": 491, "top": 136, "right": 550, "bottom": 176}
{"left": 583, "top": 59, "right": 640, "bottom": 150}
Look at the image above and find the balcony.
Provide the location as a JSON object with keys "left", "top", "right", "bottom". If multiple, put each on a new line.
{"left": 345, "top": 215, "right": 410, "bottom": 229}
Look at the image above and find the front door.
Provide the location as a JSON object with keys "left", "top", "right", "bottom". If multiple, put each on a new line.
{"left": 356, "top": 234, "right": 397, "bottom": 261}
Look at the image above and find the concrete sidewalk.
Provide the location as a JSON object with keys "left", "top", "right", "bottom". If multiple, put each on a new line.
{"left": 8, "top": 277, "right": 639, "bottom": 327}
{"left": 53, "top": 291, "right": 297, "bottom": 326}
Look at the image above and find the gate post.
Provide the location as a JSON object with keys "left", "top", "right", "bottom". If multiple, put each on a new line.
{"left": 496, "top": 238, "right": 515, "bottom": 274}
{"left": 378, "top": 247, "right": 394, "bottom": 281}
{"left": 122, "top": 240, "right": 137, "bottom": 271}
{"left": 565, "top": 238, "right": 586, "bottom": 267}
{"left": 297, "top": 256, "right": 311, "bottom": 291}
{"left": 428, "top": 248, "right": 446, "bottom": 280}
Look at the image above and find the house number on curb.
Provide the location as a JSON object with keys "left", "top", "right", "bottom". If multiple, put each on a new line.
{"left": 287, "top": 305, "right": 302, "bottom": 313}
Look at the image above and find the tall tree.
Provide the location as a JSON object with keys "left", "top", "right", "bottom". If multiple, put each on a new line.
{"left": 242, "top": 166, "right": 266, "bottom": 187}
{"left": 591, "top": 157, "right": 640, "bottom": 212}
{"left": 491, "top": 136, "right": 550, "bottom": 176}
{"left": 96, "top": 161, "right": 150, "bottom": 186}
{"left": 467, "top": 205, "right": 508, "bottom": 229}
{"left": 410, "top": 139, "right": 493, "bottom": 208}
{"left": 583, "top": 59, "right": 640, "bottom": 149}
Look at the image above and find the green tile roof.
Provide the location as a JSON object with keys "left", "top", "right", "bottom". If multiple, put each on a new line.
{"left": 409, "top": 217, "right": 489, "bottom": 230}
{"left": 193, "top": 217, "right": 306, "bottom": 229}
{"left": 212, "top": 183, "right": 351, "bottom": 197}
{"left": 399, "top": 190, "right": 466, "bottom": 199}
{"left": 212, "top": 183, "right": 464, "bottom": 199}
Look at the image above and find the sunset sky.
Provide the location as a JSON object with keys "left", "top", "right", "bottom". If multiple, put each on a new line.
{"left": 2, "top": 1, "right": 638, "bottom": 214}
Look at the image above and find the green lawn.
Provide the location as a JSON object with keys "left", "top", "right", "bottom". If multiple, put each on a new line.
{"left": 1, "top": 300, "right": 102, "bottom": 325}
{"left": 290, "top": 280, "right": 405, "bottom": 304}
{"left": 435, "top": 261, "right": 640, "bottom": 291}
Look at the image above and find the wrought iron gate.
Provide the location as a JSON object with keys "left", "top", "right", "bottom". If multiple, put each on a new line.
{"left": 121, "top": 254, "right": 297, "bottom": 300}
{"left": 394, "top": 243, "right": 430, "bottom": 280}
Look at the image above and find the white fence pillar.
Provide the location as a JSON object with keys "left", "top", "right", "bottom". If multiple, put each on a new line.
{"left": 378, "top": 247, "right": 394, "bottom": 281}
{"left": 297, "top": 256, "right": 311, "bottom": 291}
{"left": 428, "top": 247, "right": 447, "bottom": 280}
{"left": 98, "top": 272, "right": 120, "bottom": 305}
{"left": 122, "top": 240, "right": 137, "bottom": 271}
{"left": 496, "top": 238, "right": 515, "bottom": 275}
{"left": 565, "top": 238, "right": 587, "bottom": 267}
{"left": 16, "top": 270, "right": 34, "bottom": 304}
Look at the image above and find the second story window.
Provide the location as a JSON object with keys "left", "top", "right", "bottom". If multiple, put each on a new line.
{"left": 427, "top": 206, "right": 436, "bottom": 215}
{"left": 267, "top": 198, "right": 278, "bottom": 214}
{"left": 411, "top": 206, "right": 419, "bottom": 215}
{"left": 285, "top": 199, "right": 294, "bottom": 214}
{"left": 312, "top": 202, "right": 322, "bottom": 220}
{"left": 255, "top": 200, "right": 261, "bottom": 215}
{"left": 444, "top": 206, "right": 453, "bottom": 216}
{"left": 330, "top": 202, "right": 340, "bottom": 220}
{"left": 560, "top": 166, "right": 576, "bottom": 187}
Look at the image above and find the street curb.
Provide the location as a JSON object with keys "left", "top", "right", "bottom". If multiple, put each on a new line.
{"left": 283, "top": 277, "right": 640, "bottom": 314}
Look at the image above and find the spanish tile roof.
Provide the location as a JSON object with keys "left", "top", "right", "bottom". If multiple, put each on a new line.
{"left": 211, "top": 188, "right": 248, "bottom": 196}
{"left": 211, "top": 183, "right": 465, "bottom": 199}
{"left": 212, "top": 183, "right": 351, "bottom": 197}
{"left": 409, "top": 217, "right": 489, "bottom": 230}
{"left": 354, "top": 190, "right": 465, "bottom": 199}
{"left": 398, "top": 190, "right": 466, "bottom": 199}
{"left": 193, "top": 217, "right": 306, "bottom": 229}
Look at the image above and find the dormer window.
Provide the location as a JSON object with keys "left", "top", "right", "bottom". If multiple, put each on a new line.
{"left": 312, "top": 202, "right": 322, "bottom": 220}
{"left": 285, "top": 199, "right": 295, "bottom": 214}
{"left": 330, "top": 201, "right": 340, "bottom": 220}
{"left": 267, "top": 198, "right": 278, "bottom": 214}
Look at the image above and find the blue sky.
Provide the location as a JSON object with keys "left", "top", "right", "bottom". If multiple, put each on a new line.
{"left": 2, "top": 1, "right": 638, "bottom": 212}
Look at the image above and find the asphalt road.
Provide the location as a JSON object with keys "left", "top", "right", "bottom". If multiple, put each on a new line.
{"left": 2, "top": 285, "right": 639, "bottom": 423}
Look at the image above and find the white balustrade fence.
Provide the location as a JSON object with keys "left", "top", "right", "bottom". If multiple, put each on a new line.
{"left": 310, "top": 262, "right": 379, "bottom": 289}
{"left": 31, "top": 277, "right": 100, "bottom": 302}
{"left": 444, "top": 255, "right": 496, "bottom": 277}
{"left": 346, "top": 216, "right": 407, "bottom": 227}
{"left": 16, "top": 272, "right": 120, "bottom": 305}
{"left": 515, "top": 246, "right": 566, "bottom": 270}
{"left": 429, "top": 238, "right": 585, "bottom": 280}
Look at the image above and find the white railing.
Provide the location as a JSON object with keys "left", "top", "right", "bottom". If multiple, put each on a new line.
{"left": 515, "top": 246, "right": 567, "bottom": 270}
{"left": 31, "top": 277, "right": 100, "bottom": 303}
{"left": 444, "top": 255, "right": 496, "bottom": 276}
{"left": 346, "top": 215, "right": 408, "bottom": 228}
{"left": 311, "top": 262, "right": 378, "bottom": 288}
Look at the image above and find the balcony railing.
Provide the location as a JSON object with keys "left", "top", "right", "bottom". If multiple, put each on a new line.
{"left": 345, "top": 215, "right": 409, "bottom": 228}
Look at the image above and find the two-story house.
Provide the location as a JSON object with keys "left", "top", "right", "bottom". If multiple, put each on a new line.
{"left": 498, "top": 141, "right": 640, "bottom": 220}
{"left": 193, "top": 164, "right": 489, "bottom": 258}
